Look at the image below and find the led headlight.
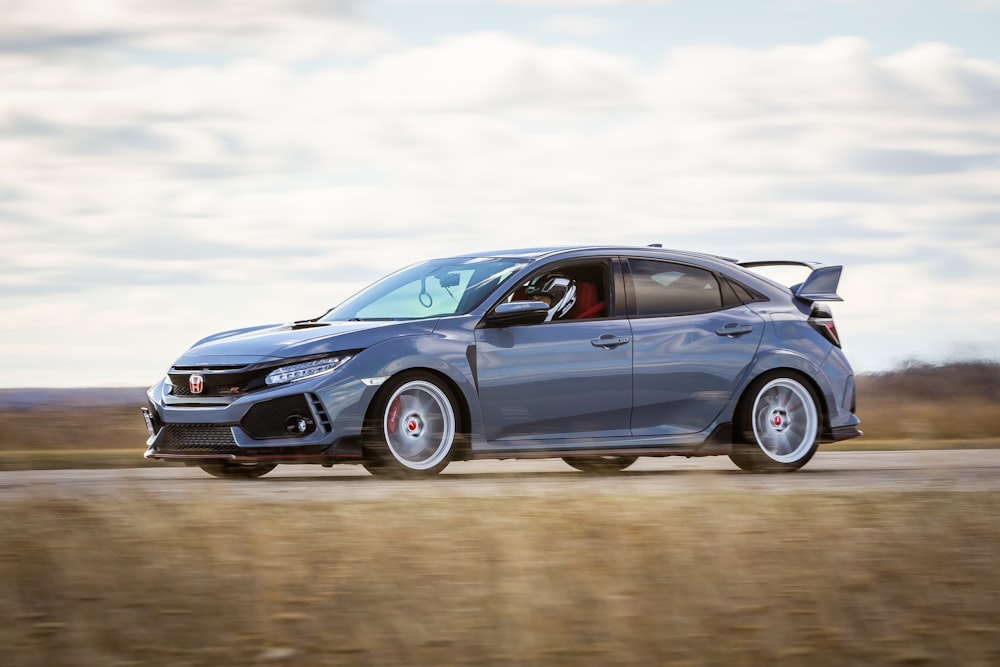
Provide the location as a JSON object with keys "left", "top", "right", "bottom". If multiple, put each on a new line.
{"left": 265, "top": 355, "right": 352, "bottom": 386}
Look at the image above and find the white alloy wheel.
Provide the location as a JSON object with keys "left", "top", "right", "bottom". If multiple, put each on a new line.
{"left": 379, "top": 378, "right": 457, "bottom": 473}
{"left": 730, "top": 373, "right": 821, "bottom": 472}
{"left": 750, "top": 378, "right": 819, "bottom": 464}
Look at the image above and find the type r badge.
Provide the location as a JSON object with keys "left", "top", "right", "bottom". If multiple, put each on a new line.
{"left": 189, "top": 374, "right": 204, "bottom": 394}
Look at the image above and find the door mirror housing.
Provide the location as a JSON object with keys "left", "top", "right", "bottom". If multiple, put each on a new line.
{"left": 485, "top": 301, "right": 550, "bottom": 326}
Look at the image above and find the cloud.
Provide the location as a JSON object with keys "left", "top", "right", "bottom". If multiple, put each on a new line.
{"left": 2, "top": 27, "right": 1000, "bottom": 383}
{"left": 0, "top": 0, "right": 392, "bottom": 60}
{"left": 848, "top": 148, "right": 1000, "bottom": 175}
{"left": 355, "top": 32, "right": 639, "bottom": 110}
{"left": 500, "top": 0, "right": 669, "bottom": 5}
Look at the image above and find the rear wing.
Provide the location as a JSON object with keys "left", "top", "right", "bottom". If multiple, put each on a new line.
{"left": 738, "top": 260, "right": 843, "bottom": 302}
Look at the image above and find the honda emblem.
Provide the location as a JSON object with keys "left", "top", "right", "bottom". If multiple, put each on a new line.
{"left": 189, "top": 374, "right": 204, "bottom": 394}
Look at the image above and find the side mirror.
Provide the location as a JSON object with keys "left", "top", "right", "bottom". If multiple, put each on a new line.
{"left": 485, "top": 301, "right": 550, "bottom": 326}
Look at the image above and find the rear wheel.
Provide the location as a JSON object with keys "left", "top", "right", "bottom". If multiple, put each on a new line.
{"left": 730, "top": 373, "right": 820, "bottom": 472}
{"left": 198, "top": 462, "right": 276, "bottom": 479}
{"left": 363, "top": 373, "right": 459, "bottom": 477}
{"left": 563, "top": 456, "right": 637, "bottom": 474}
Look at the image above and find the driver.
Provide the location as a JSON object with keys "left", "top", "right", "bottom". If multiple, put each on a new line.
{"left": 527, "top": 275, "right": 577, "bottom": 321}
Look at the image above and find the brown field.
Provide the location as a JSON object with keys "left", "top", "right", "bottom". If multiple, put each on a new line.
{"left": 3, "top": 492, "right": 1000, "bottom": 666}
{"left": 0, "top": 406, "right": 157, "bottom": 469}
{"left": 855, "top": 362, "right": 1000, "bottom": 441}
{"left": 2, "top": 363, "right": 999, "bottom": 665}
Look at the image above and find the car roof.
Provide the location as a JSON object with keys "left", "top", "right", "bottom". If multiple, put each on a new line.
{"left": 453, "top": 245, "right": 739, "bottom": 264}
{"left": 446, "top": 245, "right": 797, "bottom": 302}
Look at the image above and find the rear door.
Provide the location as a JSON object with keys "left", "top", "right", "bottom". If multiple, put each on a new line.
{"left": 626, "top": 258, "right": 764, "bottom": 436}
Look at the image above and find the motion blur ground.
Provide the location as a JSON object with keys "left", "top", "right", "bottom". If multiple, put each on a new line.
{"left": 2, "top": 486, "right": 999, "bottom": 666}
{"left": 1, "top": 364, "right": 999, "bottom": 665}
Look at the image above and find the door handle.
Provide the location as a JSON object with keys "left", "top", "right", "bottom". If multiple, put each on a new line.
{"left": 715, "top": 323, "right": 754, "bottom": 337}
{"left": 591, "top": 334, "right": 631, "bottom": 349}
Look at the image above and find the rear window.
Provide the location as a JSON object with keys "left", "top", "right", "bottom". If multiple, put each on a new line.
{"left": 629, "top": 259, "right": 723, "bottom": 316}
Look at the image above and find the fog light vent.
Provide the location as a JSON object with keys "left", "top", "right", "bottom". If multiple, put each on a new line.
{"left": 241, "top": 395, "right": 315, "bottom": 439}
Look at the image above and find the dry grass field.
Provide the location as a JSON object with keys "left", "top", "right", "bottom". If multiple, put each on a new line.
{"left": 0, "top": 405, "right": 151, "bottom": 469}
{"left": 2, "top": 492, "right": 999, "bottom": 666}
{"left": 2, "top": 363, "right": 999, "bottom": 665}
{"left": 855, "top": 362, "right": 1000, "bottom": 442}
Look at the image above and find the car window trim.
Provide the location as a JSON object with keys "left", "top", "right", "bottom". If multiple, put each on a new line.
{"left": 623, "top": 257, "right": 749, "bottom": 319}
{"left": 481, "top": 256, "right": 621, "bottom": 326}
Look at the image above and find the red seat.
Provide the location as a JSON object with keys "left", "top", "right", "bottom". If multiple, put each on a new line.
{"left": 568, "top": 282, "right": 605, "bottom": 319}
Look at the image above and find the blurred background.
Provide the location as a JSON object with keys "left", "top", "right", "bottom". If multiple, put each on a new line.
{"left": 2, "top": 0, "right": 999, "bottom": 387}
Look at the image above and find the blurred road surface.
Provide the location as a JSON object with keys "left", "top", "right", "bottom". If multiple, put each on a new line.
{"left": 1, "top": 449, "right": 998, "bottom": 501}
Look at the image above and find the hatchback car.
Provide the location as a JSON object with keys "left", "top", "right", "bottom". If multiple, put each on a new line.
{"left": 142, "top": 245, "right": 860, "bottom": 478}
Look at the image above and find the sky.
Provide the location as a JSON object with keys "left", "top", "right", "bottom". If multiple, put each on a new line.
{"left": 1, "top": 0, "right": 999, "bottom": 387}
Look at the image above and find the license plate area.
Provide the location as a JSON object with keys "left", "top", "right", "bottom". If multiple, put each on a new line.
{"left": 141, "top": 407, "right": 157, "bottom": 437}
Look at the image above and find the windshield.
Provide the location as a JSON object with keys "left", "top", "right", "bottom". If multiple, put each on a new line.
{"left": 321, "top": 257, "right": 527, "bottom": 321}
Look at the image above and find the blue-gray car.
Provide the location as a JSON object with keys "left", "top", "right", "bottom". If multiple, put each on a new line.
{"left": 142, "top": 245, "right": 861, "bottom": 478}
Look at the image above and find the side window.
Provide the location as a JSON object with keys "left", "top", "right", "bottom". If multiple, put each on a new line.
{"left": 726, "top": 277, "right": 767, "bottom": 304}
{"left": 505, "top": 261, "right": 611, "bottom": 322}
{"left": 629, "top": 259, "right": 723, "bottom": 316}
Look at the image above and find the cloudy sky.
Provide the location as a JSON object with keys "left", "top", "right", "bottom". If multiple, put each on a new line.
{"left": 2, "top": 0, "right": 999, "bottom": 387}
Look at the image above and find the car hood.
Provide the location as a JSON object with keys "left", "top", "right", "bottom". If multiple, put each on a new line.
{"left": 173, "top": 319, "right": 437, "bottom": 367}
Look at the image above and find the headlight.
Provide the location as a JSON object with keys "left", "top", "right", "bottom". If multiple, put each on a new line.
{"left": 265, "top": 355, "right": 352, "bottom": 386}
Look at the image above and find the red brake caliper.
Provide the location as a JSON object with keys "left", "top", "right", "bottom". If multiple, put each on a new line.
{"left": 386, "top": 397, "right": 401, "bottom": 435}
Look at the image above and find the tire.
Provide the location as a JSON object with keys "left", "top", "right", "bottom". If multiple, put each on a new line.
{"left": 563, "top": 456, "right": 637, "bottom": 474}
{"left": 199, "top": 462, "right": 276, "bottom": 479}
{"left": 363, "top": 372, "right": 460, "bottom": 477}
{"left": 730, "top": 372, "right": 820, "bottom": 473}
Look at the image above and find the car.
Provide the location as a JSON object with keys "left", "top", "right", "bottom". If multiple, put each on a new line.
{"left": 142, "top": 245, "right": 861, "bottom": 478}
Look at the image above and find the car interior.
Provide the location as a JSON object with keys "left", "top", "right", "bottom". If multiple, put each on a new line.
{"left": 508, "top": 262, "right": 609, "bottom": 321}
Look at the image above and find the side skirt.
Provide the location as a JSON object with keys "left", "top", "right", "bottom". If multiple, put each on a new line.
{"left": 472, "top": 423, "right": 733, "bottom": 460}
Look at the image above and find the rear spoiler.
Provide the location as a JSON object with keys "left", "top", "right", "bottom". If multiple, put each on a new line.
{"left": 738, "top": 260, "right": 843, "bottom": 302}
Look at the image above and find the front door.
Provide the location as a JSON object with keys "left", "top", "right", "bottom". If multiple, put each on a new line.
{"left": 475, "top": 259, "right": 633, "bottom": 446}
{"left": 475, "top": 319, "right": 634, "bottom": 443}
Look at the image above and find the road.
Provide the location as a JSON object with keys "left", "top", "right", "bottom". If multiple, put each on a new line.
{"left": 1, "top": 449, "right": 998, "bottom": 501}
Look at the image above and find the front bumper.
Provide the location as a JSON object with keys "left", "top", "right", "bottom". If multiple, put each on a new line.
{"left": 142, "top": 374, "right": 372, "bottom": 464}
{"left": 829, "top": 424, "right": 863, "bottom": 442}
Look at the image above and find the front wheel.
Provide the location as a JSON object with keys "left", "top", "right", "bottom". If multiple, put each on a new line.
{"left": 199, "top": 462, "right": 276, "bottom": 479}
{"left": 563, "top": 456, "right": 637, "bottom": 474}
{"left": 730, "top": 373, "right": 820, "bottom": 473}
{"left": 363, "top": 373, "right": 460, "bottom": 477}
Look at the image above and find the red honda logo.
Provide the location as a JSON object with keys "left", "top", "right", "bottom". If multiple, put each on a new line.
{"left": 189, "top": 374, "right": 204, "bottom": 394}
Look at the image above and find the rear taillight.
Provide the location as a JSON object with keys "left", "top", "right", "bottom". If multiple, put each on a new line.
{"left": 808, "top": 304, "right": 841, "bottom": 348}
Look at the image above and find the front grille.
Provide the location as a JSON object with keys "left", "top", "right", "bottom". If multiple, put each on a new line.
{"left": 156, "top": 424, "right": 240, "bottom": 454}
{"left": 168, "top": 365, "right": 270, "bottom": 398}
{"left": 170, "top": 381, "right": 257, "bottom": 398}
